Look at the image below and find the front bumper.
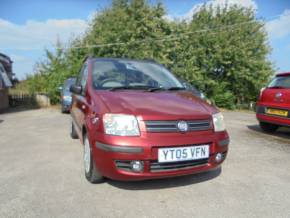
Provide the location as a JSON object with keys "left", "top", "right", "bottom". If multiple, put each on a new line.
{"left": 91, "top": 132, "right": 229, "bottom": 181}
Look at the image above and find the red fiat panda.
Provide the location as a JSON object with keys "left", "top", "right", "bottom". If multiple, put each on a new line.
{"left": 256, "top": 72, "right": 290, "bottom": 132}
{"left": 70, "top": 57, "right": 229, "bottom": 183}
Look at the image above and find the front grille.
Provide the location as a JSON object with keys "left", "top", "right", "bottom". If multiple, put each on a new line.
{"left": 145, "top": 120, "right": 211, "bottom": 133}
{"left": 150, "top": 158, "right": 208, "bottom": 172}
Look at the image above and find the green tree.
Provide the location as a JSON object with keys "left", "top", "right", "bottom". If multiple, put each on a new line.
{"left": 170, "top": 5, "right": 273, "bottom": 106}
{"left": 85, "top": 0, "right": 171, "bottom": 63}
{"left": 25, "top": 0, "right": 273, "bottom": 108}
{"left": 32, "top": 40, "right": 70, "bottom": 103}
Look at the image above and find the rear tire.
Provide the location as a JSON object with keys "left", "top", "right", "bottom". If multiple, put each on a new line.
{"left": 70, "top": 121, "right": 79, "bottom": 139}
{"left": 83, "top": 134, "right": 104, "bottom": 184}
{"left": 259, "top": 122, "right": 279, "bottom": 133}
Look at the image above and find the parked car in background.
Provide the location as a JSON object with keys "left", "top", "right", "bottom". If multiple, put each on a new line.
{"left": 70, "top": 57, "right": 229, "bottom": 183}
{"left": 0, "top": 53, "right": 14, "bottom": 111}
{"left": 256, "top": 72, "right": 290, "bottom": 132}
{"left": 60, "top": 77, "right": 76, "bottom": 113}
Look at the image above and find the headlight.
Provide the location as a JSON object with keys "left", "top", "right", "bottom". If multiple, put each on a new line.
{"left": 103, "top": 114, "right": 140, "bottom": 136}
{"left": 212, "top": 112, "right": 226, "bottom": 132}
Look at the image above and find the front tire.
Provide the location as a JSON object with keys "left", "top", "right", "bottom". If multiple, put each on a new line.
{"left": 83, "top": 134, "right": 104, "bottom": 184}
{"left": 259, "top": 122, "right": 279, "bottom": 133}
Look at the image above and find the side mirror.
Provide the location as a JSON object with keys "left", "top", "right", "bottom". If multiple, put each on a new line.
{"left": 70, "top": 84, "right": 82, "bottom": 95}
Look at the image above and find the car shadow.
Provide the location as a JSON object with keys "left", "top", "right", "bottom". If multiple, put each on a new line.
{"left": 107, "top": 167, "right": 221, "bottom": 190}
{"left": 0, "top": 105, "right": 40, "bottom": 114}
{"left": 247, "top": 124, "right": 290, "bottom": 140}
{"left": 0, "top": 119, "right": 3, "bottom": 124}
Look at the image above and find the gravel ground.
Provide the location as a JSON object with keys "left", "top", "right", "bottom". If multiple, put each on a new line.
{"left": 0, "top": 108, "right": 289, "bottom": 218}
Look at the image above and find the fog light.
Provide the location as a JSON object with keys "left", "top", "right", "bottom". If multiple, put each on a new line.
{"left": 130, "top": 160, "right": 144, "bottom": 172}
{"left": 215, "top": 153, "right": 223, "bottom": 163}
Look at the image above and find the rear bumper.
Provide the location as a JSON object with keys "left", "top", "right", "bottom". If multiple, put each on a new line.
{"left": 91, "top": 132, "right": 229, "bottom": 181}
{"left": 256, "top": 104, "right": 290, "bottom": 127}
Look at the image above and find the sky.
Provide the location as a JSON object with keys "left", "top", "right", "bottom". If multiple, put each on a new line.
{"left": 0, "top": 0, "right": 290, "bottom": 79}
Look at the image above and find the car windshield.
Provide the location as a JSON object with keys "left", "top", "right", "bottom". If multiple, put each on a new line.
{"left": 268, "top": 75, "right": 290, "bottom": 89}
{"left": 92, "top": 59, "right": 184, "bottom": 90}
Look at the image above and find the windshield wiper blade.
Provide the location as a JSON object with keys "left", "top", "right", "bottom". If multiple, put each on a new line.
{"left": 109, "top": 86, "right": 186, "bottom": 92}
{"left": 109, "top": 85, "right": 152, "bottom": 91}
{"left": 147, "top": 87, "right": 186, "bottom": 92}
{"left": 166, "top": 87, "right": 186, "bottom": 91}
{"left": 109, "top": 86, "right": 130, "bottom": 91}
{"left": 147, "top": 87, "right": 166, "bottom": 92}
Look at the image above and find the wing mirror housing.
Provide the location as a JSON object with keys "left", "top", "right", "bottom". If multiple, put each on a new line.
{"left": 70, "top": 84, "right": 82, "bottom": 95}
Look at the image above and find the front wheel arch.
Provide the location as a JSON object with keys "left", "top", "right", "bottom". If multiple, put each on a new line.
{"left": 83, "top": 133, "right": 104, "bottom": 183}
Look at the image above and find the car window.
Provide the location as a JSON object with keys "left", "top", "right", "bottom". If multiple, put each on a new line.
{"left": 1, "top": 72, "right": 12, "bottom": 87}
{"left": 268, "top": 75, "right": 290, "bottom": 88}
{"left": 0, "top": 74, "right": 3, "bottom": 89}
{"left": 0, "top": 63, "right": 12, "bottom": 88}
{"left": 76, "top": 66, "right": 83, "bottom": 86}
{"left": 92, "top": 60, "right": 183, "bottom": 89}
{"left": 0, "top": 64, "right": 3, "bottom": 89}
{"left": 80, "top": 63, "right": 89, "bottom": 95}
{"left": 0, "top": 64, "right": 5, "bottom": 73}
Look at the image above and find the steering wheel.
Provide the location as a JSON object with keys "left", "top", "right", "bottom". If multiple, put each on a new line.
{"left": 99, "top": 79, "right": 123, "bottom": 88}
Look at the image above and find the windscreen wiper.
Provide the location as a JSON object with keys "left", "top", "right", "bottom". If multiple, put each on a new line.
{"left": 166, "top": 87, "right": 186, "bottom": 91}
{"left": 110, "top": 86, "right": 186, "bottom": 92}
{"left": 109, "top": 85, "right": 152, "bottom": 91}
{"left": 147, "top": 87, "right": 186, "bottom": 92}
{"left": 147, "top": 87, "right": 166, "bottom": 92}
{"left": 109, "top": 86, "right": 130, "bottom": 91}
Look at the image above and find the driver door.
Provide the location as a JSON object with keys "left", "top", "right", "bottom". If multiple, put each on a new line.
{"left": 71, "top": 63, "right": 89, "bottom": 134}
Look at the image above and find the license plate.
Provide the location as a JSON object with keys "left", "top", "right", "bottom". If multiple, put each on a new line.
{"left": 266, "top": 108, "right": 288, "bottom": 117}
{"left": 158, "top": 145, "right": 210, "bottom": 163}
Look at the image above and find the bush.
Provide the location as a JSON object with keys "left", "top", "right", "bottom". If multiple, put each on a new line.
{"left": 211, "top": 83, "right": 236, "bottom": 109}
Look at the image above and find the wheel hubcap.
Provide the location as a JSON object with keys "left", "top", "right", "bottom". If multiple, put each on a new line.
{"left": 84, "top": 137, "right": 91, "bottom": 173}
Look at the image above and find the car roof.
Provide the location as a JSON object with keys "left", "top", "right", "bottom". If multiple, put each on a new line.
{"left": 276, "top": 72, "right": 290, "bottom": 77}
{"left": 90, "top": 57, "right": 157, "bottom": 63}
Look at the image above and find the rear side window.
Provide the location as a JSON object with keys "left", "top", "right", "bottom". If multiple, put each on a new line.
{"left": 268, "top": 76, "right": 290, "bottom": 88}
{"left": 0, "top": 63, "right": 12, "bottom": 88}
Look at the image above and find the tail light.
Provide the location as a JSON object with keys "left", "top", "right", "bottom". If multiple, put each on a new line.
{"left": 259, "top": 87, "right": 265, "bottom": 100}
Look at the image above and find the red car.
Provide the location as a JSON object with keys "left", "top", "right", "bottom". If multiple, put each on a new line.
{"left": 256, "top": 72, "right": 290, "bottom": 132}
{"left": 70, "top": 57, "right": 229, "bottom": 183}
